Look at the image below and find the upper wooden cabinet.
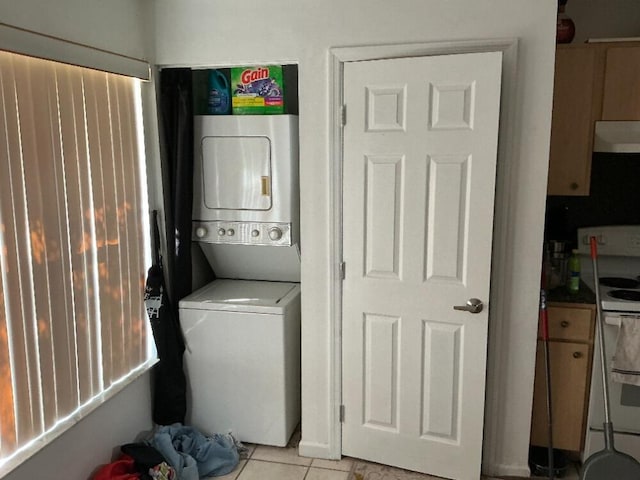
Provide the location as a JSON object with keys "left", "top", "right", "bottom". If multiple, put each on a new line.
{"left": 602, "top": 46, "right": 640, "bottom": 120}
{"left": 547, "top": 45, "right": 605, "bottom": 196}
{"left": 547, "top": 42, "right": 640, "bottom": 196}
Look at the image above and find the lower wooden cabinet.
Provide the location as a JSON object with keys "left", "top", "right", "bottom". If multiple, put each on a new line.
{"left": 530, "top": 303, "right": 595, "bottom": 452}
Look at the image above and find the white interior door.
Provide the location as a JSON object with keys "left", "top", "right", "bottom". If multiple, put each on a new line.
{"left": 341, "top": 51, "right": 502, "bottom": 480}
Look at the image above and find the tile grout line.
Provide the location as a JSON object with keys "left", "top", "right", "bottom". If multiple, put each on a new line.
{"left": 234, "top": 458, "right": 249, "bottom": 479}
{"left": 302, "top": 465, "right": 311, "bottom": 479}
{"left": 232, "top": 445, "right": 254, "bottom": 480}
{"left": 246, "top": 458, "right": 313, "bottom": 467}
{"left": 245, "top": 457, "right": 358, "bottom": 477}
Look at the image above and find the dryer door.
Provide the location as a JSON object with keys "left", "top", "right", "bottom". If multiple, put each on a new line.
{"left": 200, "top": 135, "right": 272, "bottom": 211}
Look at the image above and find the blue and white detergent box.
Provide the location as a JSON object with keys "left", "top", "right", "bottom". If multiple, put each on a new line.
{"left": 231, "top": 65, "right": 284, "bottom": 114}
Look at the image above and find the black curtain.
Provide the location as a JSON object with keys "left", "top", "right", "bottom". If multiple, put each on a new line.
{"left": 145, "top": 212, "right": 187, "bottom": 425}
{"left": 159, "top": 68, "right": 194, "bottom": 311}
{"left": 149, "top": 68, "right": 194, "bottom": 425}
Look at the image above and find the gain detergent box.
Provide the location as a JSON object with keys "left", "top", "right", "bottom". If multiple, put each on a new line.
{"left": 231, "top": 65, "right": 284, "bottom": 114}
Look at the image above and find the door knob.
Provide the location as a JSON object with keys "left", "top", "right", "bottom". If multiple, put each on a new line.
{"left": 453, "top": 298, "right": 484, "bottom": 314}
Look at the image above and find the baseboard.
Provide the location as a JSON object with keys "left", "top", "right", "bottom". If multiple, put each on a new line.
{"left": 298, "top": 440, "right": 337, "bottom": 460}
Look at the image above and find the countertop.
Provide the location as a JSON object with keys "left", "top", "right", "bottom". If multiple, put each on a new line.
{"left": 547, "top": 280, "right": 596, "bottom": 305}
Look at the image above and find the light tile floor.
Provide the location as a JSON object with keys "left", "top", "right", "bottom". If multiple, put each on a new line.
{"left": 209, "top": 435, "right": 582, "bottom": 480}
{"left": 212, "top": 440, "right": 354, "bottom": 480}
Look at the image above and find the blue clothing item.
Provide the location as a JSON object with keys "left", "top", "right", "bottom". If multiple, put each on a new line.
{"left": 148, "top": 424, "right": 240, "bottom": 479}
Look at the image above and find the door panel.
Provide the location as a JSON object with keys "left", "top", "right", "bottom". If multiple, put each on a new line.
{"left": 363, "top": 313, "right": 399, "bottom": 429}
{"left": 426, "top": 154, "right": 469, "bottom": 281}
{"left": 341, "top": 51, "right": 502, "bottom": 480}
{"left": 422, "top": 321, "right": 461, "bottom": 440}
{"left": 365, "top": 155, "right": 403, "bottom": 278}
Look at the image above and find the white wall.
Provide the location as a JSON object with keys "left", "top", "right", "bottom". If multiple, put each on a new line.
{"left": 0, "top": 2, "right": 157, "bottom": 479}
{"left": 153, "top": 0, "right": 557, "bottom": 476}
{"left": 0, "top": 0, "right": 154, "bottom": 62}
{"left": 3, "top": 373, "right": 153, "bottom": 480}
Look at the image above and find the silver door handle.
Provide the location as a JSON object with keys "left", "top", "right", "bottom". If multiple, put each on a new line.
{"left": 453, "top": 298, "right": 483, "bottom": 314}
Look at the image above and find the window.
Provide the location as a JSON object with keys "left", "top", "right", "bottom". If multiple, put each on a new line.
{"left": 0, "top": 51, "right": 152, "bottom": 474}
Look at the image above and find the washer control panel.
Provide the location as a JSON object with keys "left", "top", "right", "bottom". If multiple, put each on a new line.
{"left": 193, "top": 221, "right": 293, "bottom": 246}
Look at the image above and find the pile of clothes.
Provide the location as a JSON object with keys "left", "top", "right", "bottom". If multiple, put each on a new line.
{"left": 93, "top": 424, "right": 243, "bottom": 480}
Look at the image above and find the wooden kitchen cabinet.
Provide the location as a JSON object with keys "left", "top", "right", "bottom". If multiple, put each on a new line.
{"left": 602, "top": 46, "right": 640, "bottom": 120}
{"left": 547, "top": 45, "right": 605, "bottom": 196}
{"left": 547, "top": 42, "right": 640, "bottom": 196}
{"left": 530, "top": 302, "right": 595, "bottom": 452}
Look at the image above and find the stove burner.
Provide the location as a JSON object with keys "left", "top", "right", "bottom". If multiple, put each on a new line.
{"left": 599, "top": 277, "right": 640, "bottom": 289}
{"left": 607, "top": 289, "right": 640, "bottom": 302}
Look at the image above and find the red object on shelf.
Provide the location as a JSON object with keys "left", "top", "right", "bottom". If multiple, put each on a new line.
{"left": 557, "top": 17, "right": 576, "bottom": 44}
{"left": 557, "top": 1, "right": 575, "bottom": 44}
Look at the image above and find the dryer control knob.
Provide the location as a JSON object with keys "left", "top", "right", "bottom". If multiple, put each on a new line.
{"left": 227, "top": 229, "right": 235, "bottom": 236}
{"left": 195, "top": 227, "right": 208, "bottom": 238}
{"left": 217, "top": 228, "right": 226, "bottom": 236}
{"left": 251, "top": 229, "right": 260, "bottom": 237}
{"left": 268, "top": 227, "right": 283, "bottom": 241}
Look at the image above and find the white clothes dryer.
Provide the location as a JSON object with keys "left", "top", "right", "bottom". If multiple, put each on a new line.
{"left": 178, "top": 279, "right": 300, "bottom": 447}
{"left": 192, "top": 115, "right": 300, "bottom": 282}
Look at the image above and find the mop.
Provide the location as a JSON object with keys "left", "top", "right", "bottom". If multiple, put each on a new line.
{"left": 539, "top": 284, "right": 555, "bottom": 480}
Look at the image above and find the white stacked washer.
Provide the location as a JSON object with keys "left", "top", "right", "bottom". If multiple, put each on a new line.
{"left": 179, "top": 115, "right": 301, "bottom": 446}
{"left": 180, "top": 279, "right": 300, "bottom": 446}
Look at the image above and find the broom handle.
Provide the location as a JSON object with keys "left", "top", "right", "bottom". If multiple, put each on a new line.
{"left": 590, "top": 236, "right": 614, "bottom": 448}
{"left": 540, "top": 286, "right": 554, "bottom": 479}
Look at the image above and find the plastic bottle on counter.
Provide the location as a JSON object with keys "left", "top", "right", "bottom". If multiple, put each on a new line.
{"left": 567, "top": 249, "right": 580, "bottom": 293}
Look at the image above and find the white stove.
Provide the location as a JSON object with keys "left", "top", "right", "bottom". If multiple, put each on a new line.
{"left": 587, "top": 271, "right": 640, "bottom": 313}
{"left": 577, "top": 225, "right": 640, "bottom": 313}
{"left": 577, "top": 226, "right": 640, "bottom": 463}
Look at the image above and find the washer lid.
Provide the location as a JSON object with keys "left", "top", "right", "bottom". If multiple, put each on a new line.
{"left": 179, "top": 279, "right": 299, "bottom": 313}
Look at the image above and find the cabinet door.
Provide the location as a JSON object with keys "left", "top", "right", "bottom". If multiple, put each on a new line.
{"left": 547, "top": 46, "right": 604, "bottom": 196}
{"left": 547, "top": 306, "right": 594, "bottom": 342}
{"left": 602, "top": 46, "right": 640, "bottom": 120}
{"left": 530, "top": 340, "right": 591, "bottom": 451}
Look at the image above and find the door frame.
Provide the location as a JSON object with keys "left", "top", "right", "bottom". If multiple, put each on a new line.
{"left": 327, "top": 38, "right": 520, "bottom": 471}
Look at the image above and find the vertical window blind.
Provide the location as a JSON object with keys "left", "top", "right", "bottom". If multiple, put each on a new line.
{"left": 0, "top": 51, "right": 152, "bottom": 471}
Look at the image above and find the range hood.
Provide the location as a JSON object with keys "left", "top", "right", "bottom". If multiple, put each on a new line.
{"left": 593, "top": 121, "right": 640, "bottom": 153}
